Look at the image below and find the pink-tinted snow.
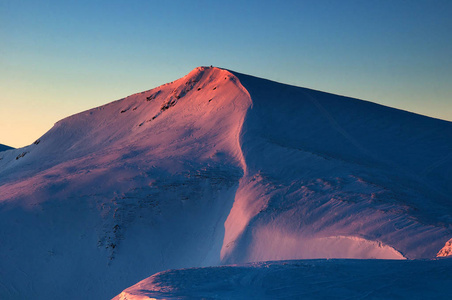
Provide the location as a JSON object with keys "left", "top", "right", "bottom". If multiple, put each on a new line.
{"left": 0, "top": 66, "right": 451, "bottom": 299}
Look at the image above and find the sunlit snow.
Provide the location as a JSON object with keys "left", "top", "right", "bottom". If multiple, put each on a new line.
{"left": 0, "top": 67, "right": 451, "bottom": 299}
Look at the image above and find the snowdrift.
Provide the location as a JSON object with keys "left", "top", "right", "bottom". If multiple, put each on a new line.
{"left": 114, "top": 258, "right": 452, "bottom": 300}
{"left": 0, "top": 66, "right": 451, "bottom": 299}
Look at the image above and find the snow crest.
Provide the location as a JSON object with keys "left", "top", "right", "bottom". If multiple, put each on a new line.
{"left": 437, "top": 238, "right": 452, "bottom": 257}
{"left": 114, "top": 259, "right": 452, "bottom": 300}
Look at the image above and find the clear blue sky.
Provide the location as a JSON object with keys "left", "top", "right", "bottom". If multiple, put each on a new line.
{"left": 1, "top": 0, "right": 451, "bottom": 147}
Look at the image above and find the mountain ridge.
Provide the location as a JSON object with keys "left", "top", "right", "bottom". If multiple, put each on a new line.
{"left": 0, "top": 143, "right": 14, "bottom": 152}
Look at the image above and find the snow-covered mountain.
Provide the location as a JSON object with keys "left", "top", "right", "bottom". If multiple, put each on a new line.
{"left": 0, "top": 66, "right": 451, "bottom": 299}
{"left": 0, "top": 143, "right": 14, "bottom": 152}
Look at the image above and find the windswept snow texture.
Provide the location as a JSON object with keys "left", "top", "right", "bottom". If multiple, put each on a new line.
{"left": 0, "top": 143, "right": 14, "bottom": 152}
{"left": 222, "top": 70, "right": 452, "bottom": 263}
{"left": 114, "top": 259, "right": 452, "bottom": 300}
{"left": 0, "top": 66, "right": 451, "bottom": 299}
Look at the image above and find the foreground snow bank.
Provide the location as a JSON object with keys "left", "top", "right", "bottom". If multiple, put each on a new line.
{"left": 114, "top": 258, "right": 452, "bottom": 300}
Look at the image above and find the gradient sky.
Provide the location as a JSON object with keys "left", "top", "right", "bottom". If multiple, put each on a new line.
{"left": 1, "top": 0, "right": 451, "bottom": 148}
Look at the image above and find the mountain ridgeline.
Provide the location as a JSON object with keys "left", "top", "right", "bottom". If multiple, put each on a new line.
{"left": 0, "top": 143, "right": 14, "bottom": 152}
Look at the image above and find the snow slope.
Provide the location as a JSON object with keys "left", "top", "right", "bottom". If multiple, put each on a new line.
{"left": 0, "top": 66, "right": 451, "bottom": 299}
{"left": 0, "top": 143, "right": 14, "bottom": 152}
{"left": 114, "top": 258, "right": 452, "bottom": 300}
{"left": 222, "top": 70, "right": 452, "bottom": 263}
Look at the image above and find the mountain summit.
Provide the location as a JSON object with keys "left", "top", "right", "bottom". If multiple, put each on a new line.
{"left": 0, "top": 67, "right": 451, "bottom": 299}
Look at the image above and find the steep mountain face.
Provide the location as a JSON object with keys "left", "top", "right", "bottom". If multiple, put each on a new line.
{"left": 0, "top": 67, "right": 451, "bottom": 299}
{"left": 0, "top": 143, "right": 14, "bottom": 152}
